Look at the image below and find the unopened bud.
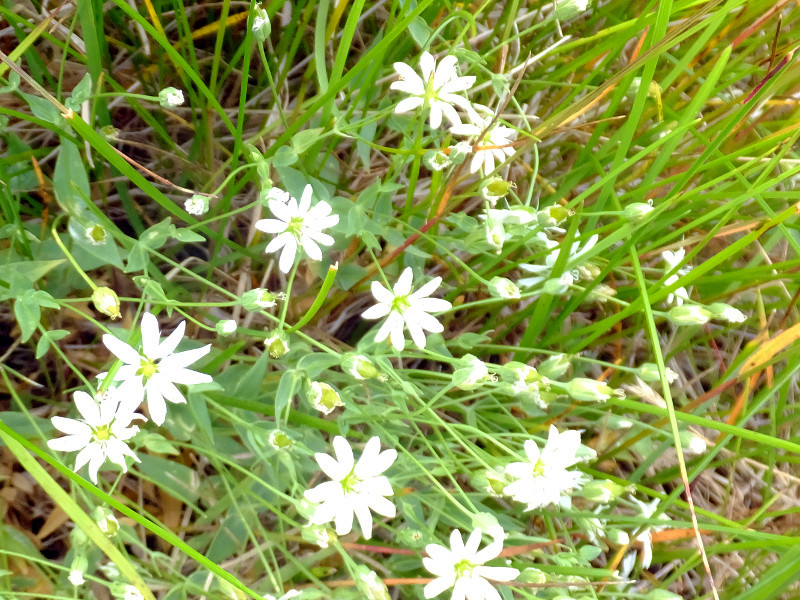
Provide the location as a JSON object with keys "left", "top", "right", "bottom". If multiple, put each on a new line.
{"left": 92, "top": 287, "right": 121, "bottom": 320}
{"left": 252, "top": 3, "right": 271, "bottom": 42}
{"left": 158, "top": 87, "right": 184, "bottom": 108}
{"left": 216, "top": 319, "right": 237, "bottom": 336}
{"left": 481, "top": 177, "right": 513, "bottom": 203}
{"left": 242, "top": 288, "right": 282, "bottom": 310}
{"left": 566, "top": 377, "right": 618, "bottom": 402}
{"left": 623, "top": 201, "right": 654, "bottom": 220}
{"left": 638, "top": 362, "right": 678, "bottom": 383}
{"left": 707, "top": 302, "right": 746, "bottom": 323}
{"left": 184, "top": 194, "right": 209, "bottom": 216}
{"left": 343, "top": 353, "right": 382, "bottom": 380}
{"left": 667, "top": 305, "right": 711, "bottom": 326}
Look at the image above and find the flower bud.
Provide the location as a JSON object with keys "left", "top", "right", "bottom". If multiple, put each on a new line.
{"left": 487, "top": 276, "right": 520, "bottom": 299}
{"left": 242, "top": 288, "right": 281, "bottom": 310}
{"left": 264, "top": 330, "right": 290, "bottom": 358}
{"left": 92, "top": 286, "right": 121, "bottom": 320}
{"left": 342, "top": 353, "right": 382, "bottom": 380}
{"left": 565, "top": 377, "right": 617, "bottom": 402}
{"left": 542, "top": 273, "right": 574, "bottom": 295}
{"left": 485, "top": 217, "right": 505, "bottom": 253}
{"left": 554, "top": 0, "right": 589, "bottom": 19}
{"left": 68, "top": 554, "right": 88, "bottom": 586}
{"left": 252, "top": 3, "right": 271, "bottom": 42}
{"left": 356, "top": 566, "right": 390, "bottom": 600}
{"left": 301, "top": 524, "right": 332, "bottom": 548}
{"left": 667, "top": 305, "right": 711, "bottom": 326}
{"left": 454, "top": 354, "right": 494, "bottom": 389}
{"left": 481, "top": 177, "right": 513, "bottom": 204}
{"left": 158, "top": 87, "right": 184, "bottom": 108}
{"left": 216, "top": 319, "right": 237, "bottom": 336}
{"left": 638, "top": 362, "right": 678, "bottom": 383}
{"left": 623, "top": 201, "right": 654, "bottom": 221}
{"left": 538, "top": 354, "right": 571, "bottom": 379}
{"left": 577, "top": 479, "right": 628, "bottom": 503}
{"left": 110, "top": 583, "right": 144, "bottom": 600}
{"left": 707, "top": 302, "right": 746, "bottom": 323}
{"left": 93, "top": 506, "right": 120, "bottom": 536}
{"left": 308, "top": 381, "right": 342, "bottom": 414}
{"left": 184, "top": 194, "right": 209, "bottom": 216}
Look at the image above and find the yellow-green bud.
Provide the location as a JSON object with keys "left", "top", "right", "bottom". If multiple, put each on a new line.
{"left": 93, "top": 506, "right": 120, "bottom": 536}
{"left": 158, "top": 87, "right": 184, "bottom": 108}
{"left": 707, "top": 302, "right": 746, "bottom": 323}
{"left": 264, "top": 330, "right": 290, "bottom": 358}
{"left": 309, "top": 381, "right": 343, "bottom": 414}
{"left": 578, "top": 479, "right": 628, "bottom": 503}
{"left": 92, "top": 287, "right": 121, "bottom": 320}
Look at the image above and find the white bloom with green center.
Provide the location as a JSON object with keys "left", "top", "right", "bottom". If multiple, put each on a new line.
{"left": 362, "top": 267, "right": 452, "bottom": 351}
{"left": 304, "top": 436, "right": 397, "bottom": 539}
{"left": 47, "top": 389, "right": 144, "bottom": 484}
{"left": 101, "top": 312, "right": 212, "bottom": 426}
{"left": 391, "top": 51, "right": 476, "bottom": 129}
{"left": 423, "top": 528, "right": 520, "bottom": 600}
{"left": 503, "top": 425, "right": 592, "bottom": 511}
{"left": 450, "top": 117, "right": 517, "bottom": 174}
{"left": 254, "top": 184, "right": 339, "bottom": 273}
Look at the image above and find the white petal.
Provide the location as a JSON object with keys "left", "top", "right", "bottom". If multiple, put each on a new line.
{"left": 353, "top": 502, "right": 374, "bottom": 539}
{"left": 419, "top": 52, "right": 435, "bottom": 82}
{"left": 255, "top": 218, "right": 287, "bottom": 234}
{"left": 154, "top": 320, "right": 186, "bottom": 360}
{"left": 370, "top": 280, "right": 395, "bottom": 304}
{"left": 145, "top": 388, "right": 168, "bottom": 426}
{"left": 395, "top": 96, "right": 424, "bottom": 115}
{"left": 362, "top": 303, "right": 390, "bottom": 320}
{"left": 278, "top": 238, "right": 299, "bottom": 273}
{"left": 428, "top": 104, "right": 443, "bottom": 129}
{"left": 102, "top": 335, "right": 141, "bottom": 365}
{"left": 160, "top": 344, "right": 211, "bottom": 370}
{"left": 395, "top": 268, "right": 414, "bottom": 297}
{"left": 140, "top": 312, "right": 161, "bottom": 359}
{"left": 331, "top": 436, "right": 354, "bottom": 472}
{"left": 406, "top": 319, "right": 428, "bottom": 349}
{"left": 73, "top": 391, "right": 101, "bottom": 425}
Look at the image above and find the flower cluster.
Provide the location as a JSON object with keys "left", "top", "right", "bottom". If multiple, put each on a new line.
{"left": 48, "top": 312, "right": 212, "bottom": 483}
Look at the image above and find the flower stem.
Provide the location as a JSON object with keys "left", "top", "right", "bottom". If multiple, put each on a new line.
{"left": 278, "top": 261, "right": 299, "bottom": 329}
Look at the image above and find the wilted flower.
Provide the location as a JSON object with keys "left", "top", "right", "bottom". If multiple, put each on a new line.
{"left": 391, "top": 51, "right": 476, "bottom": 128}
{"left": 362, "top": 267, "right": 451, "bottom": 351}
{"left": 304, "top": 436, "right": 397, "bottom": 539}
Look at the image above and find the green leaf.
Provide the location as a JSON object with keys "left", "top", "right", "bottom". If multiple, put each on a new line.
{"left": 14, "top": 289, "right": 59, "bottom": 342}
{"left": 53, "top": 140, "right": 91, "bottom": 217}
{"left": 274, "top": 370, "right": 299, "bottom": 424}
{"left": 139, "top": 431, "right": 180, "bottom": 455}
{"left": 35, "top": 329, "right": 69, "bottom": 359}
{"left": 272, "top": 145, "right": 298, "bottom": 167}
{"left": 407, "top": 16, "right": 431, "bottom": 47}
{"left": 292, "top": 127, "right": 325, "bottom": 154}
{"left": 65, "top": 73, "right": 92, "bottom": 110}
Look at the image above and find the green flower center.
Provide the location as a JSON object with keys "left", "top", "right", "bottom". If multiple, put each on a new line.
{"left": 93, "top": 425, "right": 112, "bottom": 441}
{"left": 532, "top": 459, "right": 545, "bottom": 477}
{"left": 341, "top": 470, "right": 360, "bottom": 494}
{"left": 286, "top": 216, "right": 305, "bottom": 236}
{"left": 138, "top": 358, "right": 158, "bottom": 379}
{"left": 88, "top": 225, "right": 106, "bottom": 243}
{"left": 391, "top": 295, "right": 411, "bottom": 313}
{"left": 453, "top": 558, "right": 476, "bottom": 578}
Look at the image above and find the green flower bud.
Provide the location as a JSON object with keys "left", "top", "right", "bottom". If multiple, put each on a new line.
{"left": 92, "top": 286, "right": 121, "bottom": 320}
{"left": 707, "top": 302, "right": 746, "bottom": 323}
{"left": 578, "top": 479, "right": 628, "bottom": 503}
{"left": 252, "top": 3, "right": 271, "bottom": 43}
{"left": 308, "top": 381, "right": 342, "bottom": 414}
{"left": 623, "top": 201, "right": 654, "bottom": 221}
{"left": 565, "top": 377, "right": 617, "bottom": 402}
{"left": 264, "top": 330, "right": 290, "bottom": 358}
{"left": 487, "top": 276, "right": 520, "bottom": 299}
{"left": 638, "top": 362, "right": 678, "bottom": 383}
{"left": 216, "top": 319, "right": 237, "bottom": 336}
{"left": 667, "top": 305, "right": 711, "bottom": 326}
{"left": 184, "top": 194, "right": 210, "bottom": 216}
{"left": 158, "top": 87, "right": 184, "bottom": 108}
{"left": 242, "top": 288, "right": 282, "bottom": 311}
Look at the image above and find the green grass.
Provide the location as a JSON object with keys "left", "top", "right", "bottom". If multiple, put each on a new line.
{"left": 2, "top": 0, "right": 800, "bottom": 599}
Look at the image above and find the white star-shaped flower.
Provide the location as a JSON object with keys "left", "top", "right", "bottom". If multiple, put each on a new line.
{"left": 391, "top": 51, "right": 476, "bottom": 128}
{"left": 450, "top": 116, "right": 517, "bottom": 174}
{"left": 423, "top": 528, "right": 520, "bottom": 600}
{"left": 503, "top": 425, "right": 592, "bottom": 511}
{"left": 362, "top": 267, "right": 451, "bottom": 351}
{"left": 255, "top": 184, "right": 339, "bottom": 273}
{"left": 47, "top": 389, "right": 144, "bottom": 484}
{"left": 304, "top": 436, "right": 397, "bottom": 539}
{"left": 101, "top": 312, "right": 212, "bottom": 426}
{"left": 518, "top": 234, "right": 598, "bottom": 291}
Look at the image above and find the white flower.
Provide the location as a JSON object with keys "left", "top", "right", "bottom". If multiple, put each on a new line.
{"left": 391, "top": 51, "right": 476, "bottom": 128}
{"left": 101, "top": 312, "right": 212, "bottom": 426}
{"left": 362, "top": 267, "right": 452, "bottom": 351}
{"left": 518, "top": 234, "right": 598, "bottom": 290}
{"left": 123, "top": 585, "right": 145, "bottom": 600}
{"left": 184, "top": 194, "right": 209, "bottom": 216}
{"left": 47, "top": 390, "right": 144, "bottom": 484}
{"left": 254, "top": 184, "right": 339, "bottom": 273}
{"left": 423, "top": 528, "right": 520, "bottom": 600}
{"left": 158, "top": 87, "right": 184, "bottom": 108}
{"left": 661, "top": 248, "right": 691, "bottom": 306}
{"left": 503, "top": 425, "right": 592, "bottom": 511}
{"left": 450, "top": 117, "right": 517, "bottom": 174}
{"left": 304, "top": 436, "right": 397, "bottom": 539}
{"left": 68, "top": 569, "right": 85, "bottom": 586}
